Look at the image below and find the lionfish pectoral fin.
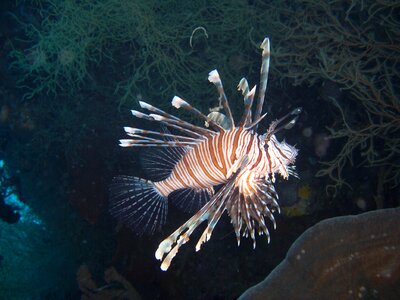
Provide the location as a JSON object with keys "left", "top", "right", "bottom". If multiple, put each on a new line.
{"left": 155, "top": 156, "right": 249, "bottom": 271}
{"left": 226, "top": 177, "right": 280, "bottom": 248}
{"left": 226, "top": 154, "right": 249, "bottom": 178}
{"left": 169, "top": 187, "right": 214, "bottom": 213}
{"left": 155, "top": 196, "right": 217, "bottom": 271}
{"left": 109, "top": 176, "right": 168, "bottom": 235}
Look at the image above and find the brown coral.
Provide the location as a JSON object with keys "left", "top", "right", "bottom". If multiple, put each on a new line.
{"left": 77, "top": 264, "right": 142, "bottom": 300}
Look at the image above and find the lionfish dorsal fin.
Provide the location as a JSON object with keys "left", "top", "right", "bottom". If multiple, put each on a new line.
{"left": 239, "top": 85, "right": 257, "bottom": 127}
{"left": 139, "top": 126, "right": 187, "bottom": 181}
{"left": 253, "top": 37, "right": 271, "bottom": 131}
{"left": 136, "top": 101, "right": 213, "bottom": 137}
{"left": 208, "top": 69, "right": 235, "bottom": 129}
{"left": 205, "top": 112, "right": 232, "bottom": 130}
{"left": 171, "top": 96, "right": 224, "bottom": 132}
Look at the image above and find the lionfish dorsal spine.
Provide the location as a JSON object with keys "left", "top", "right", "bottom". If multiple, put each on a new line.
{"left": 239, "top": 85, "right": 257, "bottom": 127}
{"left": 171, "top": 96, "right": 224, "bottom": 132}
{"left": 208, "top": 69, "right": 235, "bottom": 129}
{"left": 139, "top": 100, "right": 214, "bottom": 136}
{"left": 254, "top": 37, "right": 271, "bottom": 130}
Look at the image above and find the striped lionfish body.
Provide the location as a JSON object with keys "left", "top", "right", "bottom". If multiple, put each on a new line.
{"left": 110, "top": 37, "right": 301, "bottom": 271}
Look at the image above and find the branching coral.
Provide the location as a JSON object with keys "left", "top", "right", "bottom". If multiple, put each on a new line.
{"left": 10, "top": 0, "right": 399, "bottom": 195}
{"left": 77, "top": 264, "right": 142, "bottom": 300}
{"left": 11, "top": 0, "right": 262, "bottom": 109}
{"left": 258, "top": 0, "right": 400, "bottom": 193}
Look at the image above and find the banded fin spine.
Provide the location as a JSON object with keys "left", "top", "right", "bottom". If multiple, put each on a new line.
{"left": 130, "top": 109, "right": 206, "bottom": 138}
{"left": 139, "top": 130, "right": 187, "bottom": 181}
{"left": 239, "top": 85, "right": 256, "bottom": 127}
{"left": 124, "top": 127, "right": 197, "bottom": 142}
{"left": 226, "top": 178, "right": 280, "bottom": 249}
{"left": 254, "top": 37, "right": 271, "bottom": 130}
{"left": 155, "top": 155, "right": 248, "bottom": 271}
{"left": 109, "top": 176, "right": 168, "bottom": 235}
{"left": 172, "top": 96, "right": 224, "bottom": 132}
{"left": 136, "top": 101, "right": 213, "bottom": 136}
{"left": 119, "top": 139, "right": 196, "bottom": 147}
{"left": 237, "top": 78, "right": 251, "bottom": 124}
{"left": 208, "top": 69, "right": 235, "bottom": 129}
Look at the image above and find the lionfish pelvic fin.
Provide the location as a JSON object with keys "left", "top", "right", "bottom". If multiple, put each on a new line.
{"left": 155, "top": 155, "right": 249, "bottom": 271}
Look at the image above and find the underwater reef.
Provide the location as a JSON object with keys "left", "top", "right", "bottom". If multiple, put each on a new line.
{"left": 0, "top": 0, "right": 399, "bottom": 299}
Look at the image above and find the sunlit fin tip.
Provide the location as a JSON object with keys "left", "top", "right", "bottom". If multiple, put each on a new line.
{"left": 260, "top": 37, "right": 270, "bottom": 54}
{"left": 171, "top": 96, "right": 189, "bottom": 109}
{"left": 291, "top": 107, "right": 302, "bottom": 115}
{"left": 246, "top": 112, "right": 268, "bottom": 130}
{"left": 155, "top": 238, "right": 173, "bottom": 261}
{"left": 238, "top": 78, "right": 249, "bottom": 95}
{"left": 123, "top": 127, "right": 137, "bottom": 134}
{"left": 248, "top": 85, "right": 256, "bottom": 98}
{"left": 149, "top": 114, "right": 163, "bottom": 121}
{"left": 131, "top": 110, "right": 152, "bottom": 120}
{"left": 119, "top": 139, "right": 133, "bottom": 147}
{"left": 208, "top": 69, "right": 220, "bottom": 83}
{"left": 138, "top": 101, "right": 152, "bottom": 110}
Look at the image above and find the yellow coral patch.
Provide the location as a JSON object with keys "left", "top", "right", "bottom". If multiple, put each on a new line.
{"left": 298, "top": 184, "right": 312, "bottom": 201}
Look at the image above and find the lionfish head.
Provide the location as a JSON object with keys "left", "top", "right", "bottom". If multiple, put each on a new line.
{"left": 261, "top": 107, "right": 302, "bottom": 180}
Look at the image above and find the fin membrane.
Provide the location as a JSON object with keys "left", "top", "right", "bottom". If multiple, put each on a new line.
{"left": 169, "top": 187, "right": 214, "bottom": 213}
{"left": 140, "top": 145, "right": 186, "bottom": 181}
{"left": 109, "top": 176, "right": 167, "bottom": 235}
{"left": 140, "top": 126, "right": 187, "bottom": 181}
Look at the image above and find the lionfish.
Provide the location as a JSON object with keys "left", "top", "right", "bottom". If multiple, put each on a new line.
{"left": 110, "top": 37, "right": 301, "bottom": 271}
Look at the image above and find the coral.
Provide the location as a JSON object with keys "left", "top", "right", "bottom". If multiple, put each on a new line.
{"left": 257, "top": 0, "right": 400, "bottom": 193}
{"left": 239, "top": 207, "right": 400, "bottom": 300}
{"left": 11, "top": 0, "right": 399, "bottom": 194}
{"left": 77, "top": 264, "right": 142, "bottom": 300}
{"left": 297, "top": 184, "right": 312, "bottom": 201}
{"left": 11, "top": 0, "right": 264, "bottom": 108}
{"left": 281, "top": 198, "right": 309, "bottom": 217}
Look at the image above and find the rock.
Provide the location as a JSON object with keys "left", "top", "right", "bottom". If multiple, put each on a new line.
{"left": 239, "top": 208, "right": 400, "bottom": 300}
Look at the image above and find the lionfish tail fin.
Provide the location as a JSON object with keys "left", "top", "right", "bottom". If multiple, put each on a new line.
{"left": 109, "top": 176, "right": 168, "bottom": 235}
